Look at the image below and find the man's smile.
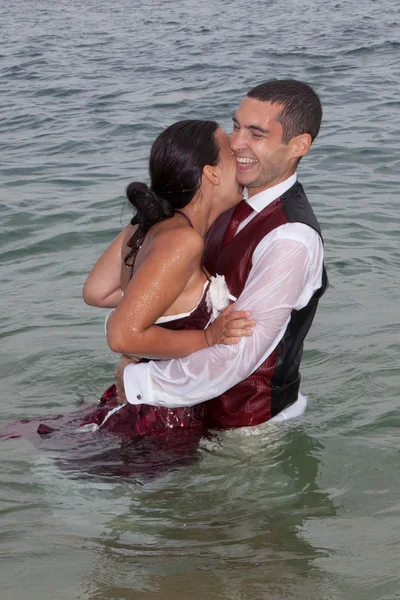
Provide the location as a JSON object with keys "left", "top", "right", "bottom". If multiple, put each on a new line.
{"left": 235, "top": 156, "right": 259, "bottom": 171}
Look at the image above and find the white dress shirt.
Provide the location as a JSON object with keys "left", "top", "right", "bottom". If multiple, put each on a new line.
{"left": 123, "top": 173, "right": 324, "bottom": 419}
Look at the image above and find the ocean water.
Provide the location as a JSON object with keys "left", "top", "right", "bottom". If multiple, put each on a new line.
{"left": 1, "top": 0, "right": 400, "bottom": 598}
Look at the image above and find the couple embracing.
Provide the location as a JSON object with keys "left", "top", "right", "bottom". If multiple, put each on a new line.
{"left": 82, "top": 78, "right": 327, "bottom": 438}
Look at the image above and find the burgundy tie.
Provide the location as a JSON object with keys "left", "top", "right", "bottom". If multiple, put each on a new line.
{"left": 221, "top": 201, "right": 253, "bottom": 248}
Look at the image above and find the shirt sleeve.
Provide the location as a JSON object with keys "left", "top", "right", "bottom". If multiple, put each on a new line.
{"left": 124, "top": 225, "right": 323, "bottom": 408}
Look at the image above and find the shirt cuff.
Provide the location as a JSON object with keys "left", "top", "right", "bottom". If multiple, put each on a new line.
{"left": 123, "top": 362, "right": 153, "bottom": 405}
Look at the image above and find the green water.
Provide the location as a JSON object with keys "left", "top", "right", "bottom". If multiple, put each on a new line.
{"left": 1, "top": 0, "right": 400, "bottom": 598}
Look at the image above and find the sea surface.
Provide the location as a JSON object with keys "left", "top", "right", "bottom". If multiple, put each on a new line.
{"left": 1, "top": 0, "right": 400, "bottom": 598}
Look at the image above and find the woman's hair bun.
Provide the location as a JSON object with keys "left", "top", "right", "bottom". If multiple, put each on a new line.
{"left": 126, "top": 181, "right": 174, "bottom": 232}
{"left": 126, "top": 182, "right": 150, "bottom": 206}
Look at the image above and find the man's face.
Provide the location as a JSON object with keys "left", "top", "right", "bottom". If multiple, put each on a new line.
{"left": 230, "top": 97, "right": 295, "bottom": 196}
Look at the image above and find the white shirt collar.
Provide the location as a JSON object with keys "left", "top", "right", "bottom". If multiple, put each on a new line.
{"left": 243, "top": 172, "right": 297, "bottom": 213}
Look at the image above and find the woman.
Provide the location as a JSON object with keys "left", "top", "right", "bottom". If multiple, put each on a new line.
{"left": 0, "top": 120, "right": 254, "bottom": 446}
{"left": 77, "top": 119, "right": 254, "bottom": 438}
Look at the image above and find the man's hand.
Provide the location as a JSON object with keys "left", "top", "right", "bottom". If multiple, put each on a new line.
{"left": 114, "top": 354, "right": 137, "bottom": 404}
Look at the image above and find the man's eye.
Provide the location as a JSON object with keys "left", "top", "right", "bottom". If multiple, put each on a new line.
{"left": 252, "top": 133, "right": 263, "bottom": 139}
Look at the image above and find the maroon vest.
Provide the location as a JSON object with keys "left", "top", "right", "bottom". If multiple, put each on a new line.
{"left": 202, "top": 182, "right": 327, "bottom": 429}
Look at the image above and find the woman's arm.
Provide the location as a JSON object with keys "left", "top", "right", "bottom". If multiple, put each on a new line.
{"left": 106, "top": 227, "right": 253, "bottom": 359}
{"left": 83, "top": 228, "right": 128, "bottom": 308}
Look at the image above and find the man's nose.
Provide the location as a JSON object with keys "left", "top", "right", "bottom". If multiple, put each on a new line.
{"left": 230, "top": 130, "right": 246, "bottom": 152}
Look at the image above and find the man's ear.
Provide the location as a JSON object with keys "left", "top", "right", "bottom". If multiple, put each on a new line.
{"left": 203, "top": 164, "right": 220, "bottom": 186}
{"left": 289, "top": 133, "right": 312, "bottom": 159}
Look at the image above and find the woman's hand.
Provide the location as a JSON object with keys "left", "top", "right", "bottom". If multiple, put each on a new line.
{"left": 204, "top": 303, "right": 255, "bottom": 347}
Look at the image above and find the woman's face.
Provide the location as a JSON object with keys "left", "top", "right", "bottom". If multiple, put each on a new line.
{"left": 214, "top": 128, "right": 243, "bottom": 209}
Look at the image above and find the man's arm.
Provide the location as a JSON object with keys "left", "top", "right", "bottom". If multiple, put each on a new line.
{"left": 121, "top": 225, "right": 324, "bottom": 407}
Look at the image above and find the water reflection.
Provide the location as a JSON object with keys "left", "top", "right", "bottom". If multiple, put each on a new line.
{"left": 62, "top": 425, "right": 338, "bottom": 598}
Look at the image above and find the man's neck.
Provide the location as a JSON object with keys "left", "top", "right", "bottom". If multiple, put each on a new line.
{"left": 244, "top": 173, "right": 297, "bottom": 207}
{"left": 247, "top": 170, "right": 297, "bottom": 198}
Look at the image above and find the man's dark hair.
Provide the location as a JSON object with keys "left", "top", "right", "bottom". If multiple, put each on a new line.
{"left": 247, "top": 79, "right": 322, "bottom": 143}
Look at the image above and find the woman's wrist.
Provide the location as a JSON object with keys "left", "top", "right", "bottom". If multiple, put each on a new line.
{"left": 204, "top": 328, "right": 212, "bottom": 348}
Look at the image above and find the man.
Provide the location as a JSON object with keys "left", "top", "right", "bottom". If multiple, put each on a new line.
{"left": 116, "top": 79, "right": 327, "bottom": 428}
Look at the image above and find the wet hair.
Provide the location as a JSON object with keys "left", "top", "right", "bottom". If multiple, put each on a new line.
{"left": 124, "top": 119, "right": 220, "bottom": 269}
{"left": 247, "top": 79, "right": 322, "bottom": 143}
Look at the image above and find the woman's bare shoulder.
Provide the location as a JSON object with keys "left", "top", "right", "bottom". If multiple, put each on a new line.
{"left": 151, "top": 221, "right": 204, "bottom": 258}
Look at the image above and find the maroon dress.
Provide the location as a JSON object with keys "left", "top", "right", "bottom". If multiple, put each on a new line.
{"left": 77, "top": 285, "right": 211, "bottom": 439}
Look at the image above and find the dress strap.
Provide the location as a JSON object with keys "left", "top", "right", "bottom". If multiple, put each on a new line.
{"left": 175, "top": 210, "right": 194, "bottom": 229}
{"left": 201, "top": 264, "right": 210, "bottom": 280}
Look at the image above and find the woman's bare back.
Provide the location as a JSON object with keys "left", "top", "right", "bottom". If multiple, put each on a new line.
{"left": 120, "top": 216, "right": 208, "bottom": 319}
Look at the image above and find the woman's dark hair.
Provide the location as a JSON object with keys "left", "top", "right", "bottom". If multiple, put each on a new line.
{"left": 125, "top": 119, "right": 220, "bottom": 269}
